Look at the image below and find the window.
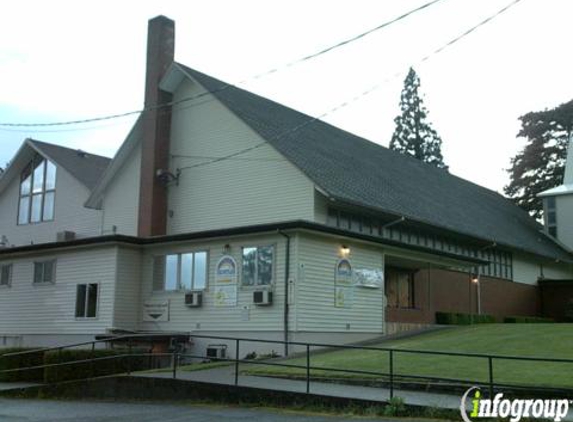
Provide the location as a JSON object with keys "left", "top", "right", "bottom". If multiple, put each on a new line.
{"left": 242, "top": 246, "right": 274, "bottom": 286}
{"left": 18, "top": 155, "right": 56, "bottom": 225}
{"left": 75, "top": 284, "right": 98, "bottom": 318}
{"left": 385, "top": 268, "right": 415, "bottom": 309}
{"left": 153, "top": 251, "right": 208, "bottom": 291}
{"left": 545, "top": 197, "right": 557, "bottom": 238}
{"left": 0, "top": 264, "right": 12, "bottom": 287}
{"left": 479, "top": 250, "right": 513, "bottom": 280}
{"left": 33, "top": 260, "right": 56, "bottom": 284}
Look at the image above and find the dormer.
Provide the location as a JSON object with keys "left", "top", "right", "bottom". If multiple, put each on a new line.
{"left": 0, "top": 139, "right": 110, "bottom": 246}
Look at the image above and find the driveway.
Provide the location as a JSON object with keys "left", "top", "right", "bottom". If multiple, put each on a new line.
{"left": 0, "top": 398, "right": 397, "bottom": 422}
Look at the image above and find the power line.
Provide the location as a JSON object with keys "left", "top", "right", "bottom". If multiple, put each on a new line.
{"left": 176, "top": 0, "right": 525, "bottom": 173}
{"left": 0, "top": 0, "right": 445, "bottom": 128}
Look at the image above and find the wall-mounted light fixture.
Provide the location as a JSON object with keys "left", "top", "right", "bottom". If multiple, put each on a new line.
{"left": 156, "top": 168, "right": 181, "bottom": 186}
{"left": 340, "top": 245, "right": 351, "bottom": 258}
{"left": 223, "top": 244, "right": 231, "bottom": 254}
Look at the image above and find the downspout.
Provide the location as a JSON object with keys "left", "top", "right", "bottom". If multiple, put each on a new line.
{"left": 278, "top": 230, "right": 291, "bottom": 357}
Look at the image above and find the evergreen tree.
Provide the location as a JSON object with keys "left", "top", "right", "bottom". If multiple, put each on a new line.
{"left": 504, "top": 100, "right": 573, "bottom": 219}
{"left": 390, "top": 67, "right": 447, "bottom": 169}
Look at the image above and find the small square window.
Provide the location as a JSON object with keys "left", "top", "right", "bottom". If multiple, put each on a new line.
{"left": 33, "top": 260, "right": 56, "bottom": 284}
{"left": 242, "top": 246, "right": 274, "bottom": 286}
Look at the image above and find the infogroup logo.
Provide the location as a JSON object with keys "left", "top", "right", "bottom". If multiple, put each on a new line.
{"left": 460, "top": 387, "right": 570, "bottom": 422}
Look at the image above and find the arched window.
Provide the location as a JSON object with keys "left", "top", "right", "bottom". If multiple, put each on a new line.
{"left": 18, "top": 155, "right": 56, "bottom": 225}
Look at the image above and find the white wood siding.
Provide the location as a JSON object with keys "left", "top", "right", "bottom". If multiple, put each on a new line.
{"left": 295, "top": 232, "right": 385, "bottom": 333}
{"left": 139, "top": 233, "right": 290, "bottom": 333}
{"left": 0, "top": 246, "right": 118, "bottom": 336}
{"left": 101, "top": 143, "right": 141, "bottom": 236}
{"left": 113, "top": 246, "right": 143, "bottom": 330}
{"left": 0, "top": 165, "right": 102, "bottom": 246}
{"left": 512, "top": 252, "right": 573, "bottom": 284}
{"left": 165, "top": 78, "right": 315, "bottom": 235}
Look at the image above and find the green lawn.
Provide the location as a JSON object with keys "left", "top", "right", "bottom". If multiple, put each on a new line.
{"left": 243, "top": 324, "right": 573, "bottom": 389}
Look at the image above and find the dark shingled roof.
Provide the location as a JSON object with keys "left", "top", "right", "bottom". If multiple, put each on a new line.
{"left": 29, "top": 139, "right": 111, "bottom": 190}
{"left": 179, "top": 63, "right": 572, "bottom": 261}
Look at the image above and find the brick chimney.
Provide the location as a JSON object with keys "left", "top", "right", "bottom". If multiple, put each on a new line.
{"left": 138, "top": 16, "right": 175, "bottom": 237}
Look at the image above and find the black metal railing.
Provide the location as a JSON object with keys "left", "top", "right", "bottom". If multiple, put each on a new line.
{"left": 1, "top": 333, "right": 572, "bottom": 400}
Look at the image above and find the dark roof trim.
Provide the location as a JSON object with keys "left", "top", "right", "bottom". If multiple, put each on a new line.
{"left": 0, "top": 220, "right": 487, "bottom": 264}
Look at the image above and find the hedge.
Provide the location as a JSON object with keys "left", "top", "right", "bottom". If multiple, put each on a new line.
{"left": 0, "top": 348, "right": 45, "bottom": 382}
{"left": 503, "top": 316, "right": 554, "bottom": 323}
{"left": 44, "top": 348, "right": 150, "bottom": 383}
{"left": 436, "top": 312, "right": 496, "bottom": 325}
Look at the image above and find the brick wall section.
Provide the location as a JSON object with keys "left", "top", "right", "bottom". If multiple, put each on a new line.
{"left": 138, "top": 16, "right": 175, "bottom": 237}
{"left": 386, "top": 268, "right": 539, "bottom": 324}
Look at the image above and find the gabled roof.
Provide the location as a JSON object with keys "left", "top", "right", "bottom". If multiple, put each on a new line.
{"left": 176, "top": 63, "right": 572, "bottom": 261}
{"left": 28, "top": 140, "right": 111, "bottom": 190}
{"left": 0, "top": 139, "right": 111, "bottom": 195}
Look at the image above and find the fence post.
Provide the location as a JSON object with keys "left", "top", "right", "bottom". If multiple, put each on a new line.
{"left": 91, "top": 343, "right": 95, "bottom": 378}
{"left": 306, "top": 344, "right": 310, "bottom": 394}
{"left": 127, "top": 340, "right": 132, "bottom": 376}
{"left": 488, "top": 356, "right": 494, "bottom": 398}
{"left": 389, "top": 349, "right": 394, "bottom": 400}
{"left": 234, "top": 339, "right": 240, "bottom": 386}
{"left": 55, "top": 347, "right": 62, "bottom": 383}
{"left": 172, "top": 351, "right": 178, "bottom": 379}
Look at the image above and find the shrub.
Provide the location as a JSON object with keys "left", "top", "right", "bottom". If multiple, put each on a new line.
{"left": 436, "top": 312, "right": 496, "bottom": 325}
{"left": 0, "top": 348, "right": 45, "bottom": 382}
{"left": 503, "top": 316, "right": 554, "bottom": 323}
{"left": 43, "top": 348, "right": 149, "bottom": 383}
{"left": 383, "top": 396, "right": 407, "bottom": 417}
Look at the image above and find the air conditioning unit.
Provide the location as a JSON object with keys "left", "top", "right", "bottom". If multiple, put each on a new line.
{"left": 253, "top": 290, "right": 272, "bottom": 306}
{"left": 56, "top": 231, "right": 76, "bottom": 242}
{"left": 206, "top": 344, "right": 227, "bottom": 361}
{"left": 185, "top": 291, "right": 203, "bottom": 307}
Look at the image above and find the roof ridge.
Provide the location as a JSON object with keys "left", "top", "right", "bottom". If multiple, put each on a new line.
{"left": 27, "top": 138, "right": 112, "bottom": 161}
{"left": 178, "top": 64, "right": 513, "bottom": 201}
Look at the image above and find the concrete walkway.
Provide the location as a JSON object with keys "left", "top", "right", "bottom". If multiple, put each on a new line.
{"left": 138, "top": 366, "right": 462, "bottom": 410}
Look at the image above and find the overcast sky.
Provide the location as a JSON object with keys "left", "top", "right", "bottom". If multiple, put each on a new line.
{"left": 1, "top": 0, "right": 572, "bottom": 193}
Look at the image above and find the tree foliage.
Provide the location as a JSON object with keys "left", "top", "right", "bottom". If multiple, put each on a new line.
{"left": 504, "top": 99, "right": 573, "bottom": 219}
{"left": 390, "top": 67, "right": 447, "bottom": 169}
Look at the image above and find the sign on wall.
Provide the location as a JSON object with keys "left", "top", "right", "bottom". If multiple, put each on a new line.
{"left": 214, "top": 285, "right": 238, "bottom": 307}
{"left": 353, "top": 269, "right": 383, "bottom": 289}
{"left": 335, "top": 259, "right": 354, "bottom": 308}
{"left": 214, "top": 256, "right": 238, "bottom": 307}
{"left": 335, "top": 286, "right": 354, "bottom": 308}
{"left": 143, "top": 300, "right": 170, "bottom": 322}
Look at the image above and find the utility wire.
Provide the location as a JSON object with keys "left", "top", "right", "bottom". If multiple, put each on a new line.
{"left": 0, "top": 0, "right": 445, "bottom": 128}
{"left": 176, "top": 0, "right": 525, "bottom": 173}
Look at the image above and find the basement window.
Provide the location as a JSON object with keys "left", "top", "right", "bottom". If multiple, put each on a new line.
{"left": 33, "top": 260, "right": 56, "bottom": 284}
{"left": 0, "top": 264, "right": 12, "bottom": 287}
{"left": 75, "top": 283, "right": 98, "bottom": 318}
{"left": 242, "top": 246, "right": 274, "bottom": 286}
{"left": 18, "top": 155, "right": 56, "bottom": 225}
{"left": 153, "top": 252, "right": 208, "bottom": 291}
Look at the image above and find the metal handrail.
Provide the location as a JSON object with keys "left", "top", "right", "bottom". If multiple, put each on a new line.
{"left": 1, "top": 332, "right": 572, "bottom": 400}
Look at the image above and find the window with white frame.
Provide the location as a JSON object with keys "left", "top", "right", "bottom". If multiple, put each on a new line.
{"left": 33, "top": 260, "right": 56, "bottom": 284}
{"left": 18, "top": 155, "right": 56, "bottom": 225}
{"left": 153, "top": 251, "right": 208, "bottom": 291}
{"left": 75, "top": 283, "right": 98, "bottom": 318}
{"left": 0, "top": 264, "right": 12, "bottom": 287}
{"left": 242, "top": 246, "right": 274, "bottom": 286}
